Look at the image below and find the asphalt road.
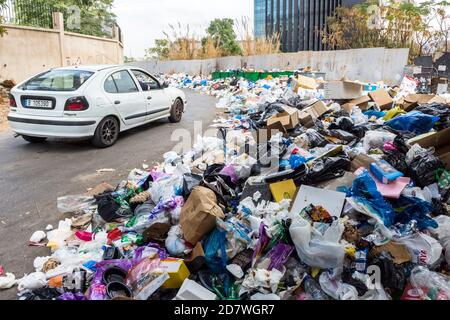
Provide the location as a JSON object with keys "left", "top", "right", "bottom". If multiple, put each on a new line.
{"left": 0, "top": 90, "right": 218, "bottom": 299}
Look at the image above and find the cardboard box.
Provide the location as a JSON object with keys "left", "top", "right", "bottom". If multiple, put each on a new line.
{"left": 267, "top": 106, "right": 299, "bottom": 130}
{"left": 368, "top": 89, "right": 393, "bottom": 110}
{"left": 160, "top": 259, "right": 191, "bottom": 289}
{"left": 402, "top": 94, "right": 447, "bottom": 112}
{"left": 408, "top": 127, "right": 450, "bottom": 170}
{"left": 298, "top": 111, "right": 314, "bottom": 128}
{"left": 291, "top": 75, "right": 319, "bottom": 91}
{"left": 269, "top": 179, "right": 297, "bottom": 203}
{"left": 324, "top": 80, "right": 364, "bottom": 100}
{"left": 342, "top": 96, "right": 372, "bottom": 112}
{"left": 299, "top": 101, "right": 329, "bottom": 123}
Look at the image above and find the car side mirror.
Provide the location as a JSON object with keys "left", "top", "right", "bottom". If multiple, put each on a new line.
{"left": 162, "top": 81, "right": 169, "bottom": 88}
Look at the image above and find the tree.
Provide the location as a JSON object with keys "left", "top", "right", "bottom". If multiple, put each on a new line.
{"left": 204, "top": 18, "right": 242, "bottom": 56}
{"left": 0, "top": 0, "right": 7, "bottom": 36}
{"left": 145, "top": 39, "right": 170, "bottom": 60}
{"left": 13, "top": 0, "right": 116, "bottom": 37}
{"left": 321, "top": 0, "right": 450, "bottom": 60}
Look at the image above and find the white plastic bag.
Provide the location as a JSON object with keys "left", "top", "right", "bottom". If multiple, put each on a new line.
{"left": 363, "top": 131, "right": 396, "bottom": 153}
{"left": 398, "top": 233, "right": 442, "bottom": 266}
{"left": 430, "top": 215, "right": 450, "bottom": 265}
{"left": 289, "top": 218, "right": 346, "bottom": 269}
{"left": 29, "top": 230, "right": 47, "bottom": 243}
{"left": 0, "top": 273, "right": 16, "bottom": 290}
{"left": 17, "top": 272, "right": 47, "bottom": 291}
{"left": 319, "top": 270, "right": 358, "bottom": 300}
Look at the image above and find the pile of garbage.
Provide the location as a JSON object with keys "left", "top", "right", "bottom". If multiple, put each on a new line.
{"left": 2, "top": 71, "right": 450, "bottom": 301}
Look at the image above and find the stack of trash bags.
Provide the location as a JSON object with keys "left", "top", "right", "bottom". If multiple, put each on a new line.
{"left": 2, "top": 72, "right": 450, "bottom": 301}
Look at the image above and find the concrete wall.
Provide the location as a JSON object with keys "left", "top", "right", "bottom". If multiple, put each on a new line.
{"left": 0, "top": 13, "right": 124, "bottom": 83}
{"left": 128, "top": 47, "right": 409, "bottom": 86}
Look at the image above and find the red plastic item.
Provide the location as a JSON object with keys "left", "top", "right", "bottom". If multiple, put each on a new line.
{"left": 107, "top": 228, "right": 123, "bottom": 242}
{"left": 75, "top": 231, "right": 94, "bottom": 242}
{"left": 0, "top": 265, "right": 4, "bottom": 276}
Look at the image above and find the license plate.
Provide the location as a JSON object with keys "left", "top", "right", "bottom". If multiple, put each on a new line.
{"left": 26, "top": 99, "right": 52, "bottom": 109}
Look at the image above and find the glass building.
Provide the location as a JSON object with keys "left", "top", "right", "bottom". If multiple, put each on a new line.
{"left": 255, "top": 0, "right": 266, "bottom": 38}
{"left": 254, "top": 0, "right": 364, "bottom": 52}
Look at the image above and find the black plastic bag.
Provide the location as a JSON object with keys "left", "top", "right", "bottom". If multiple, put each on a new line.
{"left": 182, "top": 173, "right": 203, "bottom": 199}
{"left": 301, "top": 156, "right": 351, "bottom": 185}
{"left": 95, "top": 192, "right": 133, "bottom": 223}
{"left": 409, "top": 154, "right": 444, "bottom": 188}
{"left": 371, "top": 252, "right": 411, "bottom": 296}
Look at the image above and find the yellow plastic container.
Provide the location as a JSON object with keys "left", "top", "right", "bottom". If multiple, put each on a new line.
{"left": 269, "top": 179, "right": 297, "bottom": 203}
{"left": 160, "top": 259, "right": 191, "bottom": 289}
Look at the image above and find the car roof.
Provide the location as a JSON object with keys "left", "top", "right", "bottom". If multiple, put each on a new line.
{"left": 52, "top": 65, "right": 121, "bottom": 72}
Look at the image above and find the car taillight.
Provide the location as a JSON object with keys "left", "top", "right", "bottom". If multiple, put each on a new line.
{"left": 65, "top": 96, "right": 89, "bottom": 111}
{"left": 9, "top": 94, "right": 16, "bottom": 108}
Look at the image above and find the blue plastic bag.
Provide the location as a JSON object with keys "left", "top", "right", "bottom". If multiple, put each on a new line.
{"left": 390, "top": 196, "right": 439, "bottom": 231}
{"left": 204, "top": 228, "right": 228, "bottom": 274}
{"left": 386, "top": 111, "right": 439, "bottom": 135}
{"left": 350, "top": 170, "right": 396, "bottom": 227}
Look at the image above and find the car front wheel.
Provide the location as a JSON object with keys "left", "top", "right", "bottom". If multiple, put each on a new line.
{"left": 91, "top": 116, "right": 119, "bottom": 148}
{"left": 168, "top": 98, "right": 184, "bottom": 123}
{"left": 22, "top": 135, "right": 47, "bottom": 144}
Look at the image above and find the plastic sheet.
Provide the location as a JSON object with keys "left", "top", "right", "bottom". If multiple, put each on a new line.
{"left": 386, "top": 111, "right": 439, "bottom": 135}
{"left": 348, "top": 170, "right": 395, "bottom": 227}
{"left": 57, "top": 195, "right": 96, "bottom": 214}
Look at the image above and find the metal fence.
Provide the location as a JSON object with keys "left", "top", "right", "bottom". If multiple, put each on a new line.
{"left": 0, "top": 0, "right": 54, "bottom": 29}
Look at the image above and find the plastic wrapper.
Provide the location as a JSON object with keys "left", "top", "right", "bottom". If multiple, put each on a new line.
{"left": 126, "top": 258, "right": 169, "bottom": 300}
{"left": 150, "top": 174, "right": 183, "bottom": 203}
{"left": 363, "top": 131, "right": 396, "bottom": 153}
{"left": 57, "top": 195, "right": 96, "bottom": 214}
{"left": 165, "top": 225, "right": 189, "bottom": 257}
{"left": 267, "top": 243, "right": 294, "bottom": 271}
{"left": 410, "top": 266, "right": 450, "bottom": 300}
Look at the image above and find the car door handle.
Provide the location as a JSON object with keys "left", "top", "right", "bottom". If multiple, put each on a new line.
{"left": 147, "top": 96, "right": 152, "bottom": 100}
{"left": 114, "top": 100, "right": 121, "bottom": 105}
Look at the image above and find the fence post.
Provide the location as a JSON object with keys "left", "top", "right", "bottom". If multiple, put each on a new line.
{"left": 52, "top": 12, "right": 65, "bottom": 66}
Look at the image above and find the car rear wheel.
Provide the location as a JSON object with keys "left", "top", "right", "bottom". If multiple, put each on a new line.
{"left": 168, "top": 98, "right": 183, "bottom": 123}
{"left": 91, "top": 116, "right": 119, "bottom": 148}
{"left": 22, "top": 135, "right": 47, "bottom": 144}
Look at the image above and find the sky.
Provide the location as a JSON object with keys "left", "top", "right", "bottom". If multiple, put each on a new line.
{"left": 113, "top": 0, "right": 254, "bottom": 58}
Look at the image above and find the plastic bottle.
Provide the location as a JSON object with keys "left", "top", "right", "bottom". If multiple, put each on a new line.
{"left": 303, "top": 275, "right": 329, "bottom": 300}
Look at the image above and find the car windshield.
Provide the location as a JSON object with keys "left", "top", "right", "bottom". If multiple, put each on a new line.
{"left": 21, "top": 69, "right": 95, "bottom": 91}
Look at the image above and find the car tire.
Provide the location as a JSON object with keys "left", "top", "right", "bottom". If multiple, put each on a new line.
{"left": 91, "top": 116, "right": 120, "bottom": 148}
{"left": 168, "top": 98, "right": 183, "bottom": 123}
{"left": 22, "top": 135, "right": 47, "bottom": 144}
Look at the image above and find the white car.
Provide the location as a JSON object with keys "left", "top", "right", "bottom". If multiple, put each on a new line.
{"left": 8, "top": 65, "right": 186, "bottom": 147}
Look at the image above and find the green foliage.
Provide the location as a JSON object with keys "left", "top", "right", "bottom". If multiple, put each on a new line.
{"left": 145, "top": 39, "right": 170, "bottom": 60}
{"left": 322, "top": 0, "right": 450, "bottom": 59}
{"left": 124, "top": 56, "right": 136, "bottom": 63}
{"left": 13, "top": 0, "right": 116, "bottom": 37}
{"left": 204, "top": 18, "right": 242, "bottom": 56}
{"left": 0, "top": 0, "right": 7, "bottom": 36}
